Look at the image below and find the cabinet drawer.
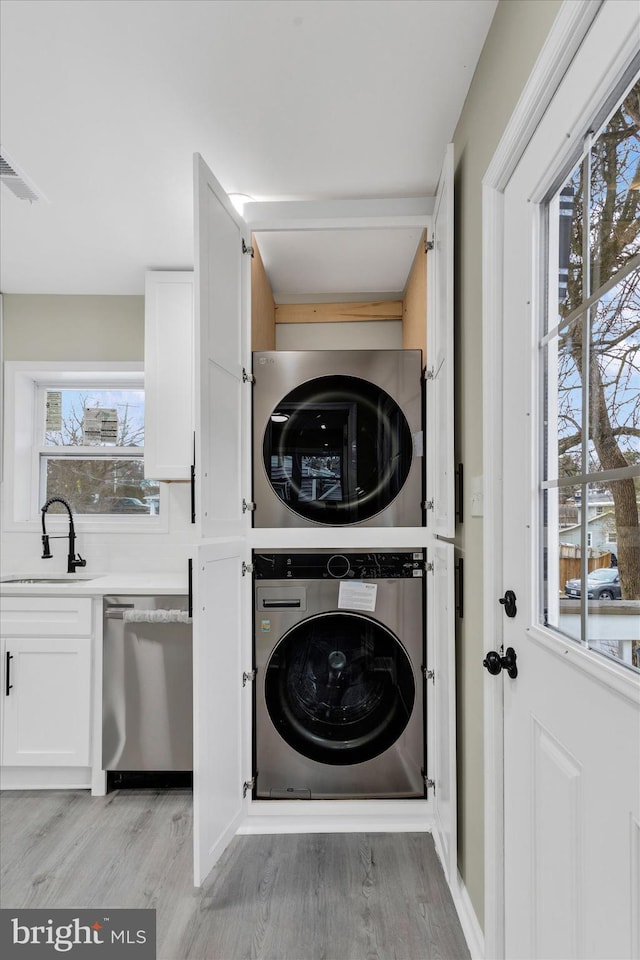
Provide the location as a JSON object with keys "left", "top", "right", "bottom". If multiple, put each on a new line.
{"left": 0, "top": 598, "right": 93, "bottom": 636}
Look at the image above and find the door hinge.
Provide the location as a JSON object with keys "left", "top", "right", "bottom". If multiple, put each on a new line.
{"left": 425, "top": 366, "right": 435, "bottom": 381}
{"left": 422, "top": 667, "right": 435, "bottom": 683}
{"left": 242, "top": 561, "right": 254, "bottom": 576}
{"left": 242, "top": 368, "right": 256, "bottom": 384}
{"left": 425, "top": 238, "right": 434, "bottom": 252}
{"left": 243, "top": 668, "right": 257, "bottom": 687}
{"left": 242, "top": 239, "right": 255, "bottom": 258}
{"left": 243, "top": 777, "right": 256, "bottom": 797}
{"left": 425, "top": 561, "right": 434, "bottom": 574}
{"left": 424, "top": 499, "right": 434, "bottom": 512}
{"left": 423, "top": 774, "right": 436, "bottom": 795}
{"left": 242, "top": 499, "right": 256, "bottom": 514}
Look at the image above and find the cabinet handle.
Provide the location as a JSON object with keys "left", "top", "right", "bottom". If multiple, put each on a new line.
{"left": 190, "top": 432, "right": 196, "bottom": 524}
{"left": 188, "top": 558, "right": 193, "bottom": 619}
{"left": 6, "top": 651, "right": 13, "bottom": 696}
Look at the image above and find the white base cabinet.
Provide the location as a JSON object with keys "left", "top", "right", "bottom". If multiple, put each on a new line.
{"left": 1, "top": 597, "right": 93, "bottom": 770}
{"left": 2, "top": 636, "right": 91, "bottom": 765}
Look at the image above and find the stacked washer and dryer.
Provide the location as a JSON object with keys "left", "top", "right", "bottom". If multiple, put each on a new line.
{"left": 251, "top": 350, "right": 426, "bottom": 800}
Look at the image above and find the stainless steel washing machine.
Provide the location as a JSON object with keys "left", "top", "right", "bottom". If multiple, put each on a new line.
{"left": 253, "top": 550, "right": 426, "bottom": 800}
{"left": 252, "top": 350, "right": 423, "bottom": 527}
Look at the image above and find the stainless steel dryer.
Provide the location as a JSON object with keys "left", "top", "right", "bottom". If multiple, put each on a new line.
{"left": 252, "top": 350, "right": 423, "bottom": 527}
{"left": 253, "top": 550, "right": 426, "bottom": 800}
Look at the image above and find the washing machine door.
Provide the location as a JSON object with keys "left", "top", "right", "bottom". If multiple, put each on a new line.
{"left": 263, "top": 375, "right": 414, "bottom": 525}
{"left": 265, "top": 611, "right": 415, "bottom": 765}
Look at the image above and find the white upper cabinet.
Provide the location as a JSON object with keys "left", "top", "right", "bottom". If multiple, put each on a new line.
{"left": 426, "top": 144, "right": 455, "bottom": 538}
{"left": 144, "top": 271, "right": 194, "bottom": 481}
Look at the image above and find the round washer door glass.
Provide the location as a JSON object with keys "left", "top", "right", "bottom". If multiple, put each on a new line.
{"left": 263, "top": 375, "right": 414, "bottom": 524}
{"left": 265, "top": 612, "right": 415, "bottom": 765}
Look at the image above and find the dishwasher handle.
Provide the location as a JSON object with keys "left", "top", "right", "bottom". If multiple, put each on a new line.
{"left": 105, "top": 604, "right": 135, "bottom": 620}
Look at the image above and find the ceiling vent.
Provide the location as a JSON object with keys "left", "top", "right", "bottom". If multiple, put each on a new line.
{"left": 0, "top": 151, "right": 46, "bottom": 202}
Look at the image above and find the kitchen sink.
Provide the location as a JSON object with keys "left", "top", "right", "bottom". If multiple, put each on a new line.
{"left": 2, "top": 577, "right": 95, "bottom": 584}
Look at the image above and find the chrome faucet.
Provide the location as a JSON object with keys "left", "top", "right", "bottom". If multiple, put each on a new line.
{"left": 41, "top": 497, "right": 87, "bottom": 573}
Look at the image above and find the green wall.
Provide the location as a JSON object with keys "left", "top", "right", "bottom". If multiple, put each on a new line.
{"left": 2, "top": 294, "right": 144, "bottom": 360}
{"left": 453, "top": 0, "right": 563, "bottom": 925}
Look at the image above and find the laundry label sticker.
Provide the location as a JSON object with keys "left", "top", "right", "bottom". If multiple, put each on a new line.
{"left": 338, "top": 581, "right": 378, "bottom": 612}
{"left": 261, "top": 620, "right": 271, "bottom": 633}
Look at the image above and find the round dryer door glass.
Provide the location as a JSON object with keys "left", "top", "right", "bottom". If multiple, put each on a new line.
{"left": 265, "top": 612, "right": 415, "bottom": 765}
{"left": 263, "top": 375, "right": 414, "bottom": 524}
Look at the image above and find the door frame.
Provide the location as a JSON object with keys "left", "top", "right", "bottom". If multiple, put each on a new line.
{"left": 480, "top": 1, "right": 631, "bottom": 956}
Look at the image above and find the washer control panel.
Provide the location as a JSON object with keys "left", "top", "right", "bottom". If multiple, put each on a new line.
{"left": 254, "top": 551, "right": 425, "bottom": 580}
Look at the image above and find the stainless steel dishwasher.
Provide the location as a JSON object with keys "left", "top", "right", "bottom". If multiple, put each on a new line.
{"left": 102, "top": 595, "right": 193, "bottom": 772}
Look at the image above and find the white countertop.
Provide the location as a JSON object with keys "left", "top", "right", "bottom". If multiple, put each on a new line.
{"left": 0, "top": 572, "right": 189, "bottom": 596}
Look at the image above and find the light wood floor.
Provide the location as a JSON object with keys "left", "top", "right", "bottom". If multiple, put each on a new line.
{"left": 0, "top": 789, "right": 470, "bottom": 960}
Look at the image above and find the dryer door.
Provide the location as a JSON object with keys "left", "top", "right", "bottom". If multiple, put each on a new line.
{"left": 265, "top": 611, "right": 415, "bottom": 765}
{"left": 262, "top": 374, "right": 414, "bottom": 525}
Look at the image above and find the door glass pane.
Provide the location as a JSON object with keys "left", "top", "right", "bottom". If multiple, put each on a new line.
{"left": 589, "top": 270, "right": 640, "bottom": 472}
{"left": 544, "top": 485, "right": 582, "bottom": 641}
{"left": 589, "top": 77, "right": 640, "bottom": 295}
{"left": 555, "top": 164, "right": 584, "bottom": 328}
{"left": 547, "top": 316, "right": 584, "bottom": 482}
{"left": 586, "top": 479, "right": 640, "bottom": 671}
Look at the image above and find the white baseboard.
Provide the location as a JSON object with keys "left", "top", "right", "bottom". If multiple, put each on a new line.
{"left": 452, "top": 869, "right": 485, "bottom": 960}
{"left": 240, "top": 798, "right": 433, "bottom": 834}
{"left": 0, "top": 766, "right": 92, "bottom": 790}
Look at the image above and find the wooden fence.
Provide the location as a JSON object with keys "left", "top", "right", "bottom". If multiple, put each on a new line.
{"left": 559, "top": 544, "right": 611, "bottom": 593}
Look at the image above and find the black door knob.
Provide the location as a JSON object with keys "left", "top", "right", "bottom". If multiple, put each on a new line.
{"left": 483, "top": 647, "right": 518, "bottom": 679}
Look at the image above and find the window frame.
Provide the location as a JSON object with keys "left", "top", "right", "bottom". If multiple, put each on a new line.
{"left": 540, "top": 71, "right": 640, "bottom": 672}
{"left": 3, "top": 361, "right": 169, "bottom": 533}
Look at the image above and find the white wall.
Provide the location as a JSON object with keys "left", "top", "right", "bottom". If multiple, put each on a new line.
{"left": 1, "top": 294, "right": 194, "bottom": 575}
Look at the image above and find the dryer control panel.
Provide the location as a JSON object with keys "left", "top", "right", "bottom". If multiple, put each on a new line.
{"left": 253, "top": 551, "right": 425, "bottom": 580}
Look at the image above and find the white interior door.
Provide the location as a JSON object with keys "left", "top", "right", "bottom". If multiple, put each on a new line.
{"left": 427, "top": 539, "right": 457, "bottom": 886}
{"left": 497, "top": 6, "right": 640, "bottom": 956}
{"left": 426, "top": 143, "right": 455, "bottom": 538}
{"left": 193, "top": 153, "right": 250, "bottom": 539}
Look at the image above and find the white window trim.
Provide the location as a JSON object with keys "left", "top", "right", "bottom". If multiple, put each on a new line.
{"left": 3, "top": 361, "right": 169, "bottom": 534}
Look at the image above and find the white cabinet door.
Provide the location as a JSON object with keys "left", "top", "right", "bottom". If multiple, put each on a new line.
{"left": 192, "top": 153, "right": 250, "bottom": 885}
{"left": 426, "top": 144, "right": 455, "bottom": 538}
{"left": 193, "top": 153, "right": 250, "bottom": 539}
{"left": 2, "top": 636, "right": 91, "bottom": 766}
{"left": 426, "top": 539, "right": 457, "bottom": 886}
{"left": 193, "top": 540, "right": 250, "bottom": 885}
{"left": 144, "top": 271, "right": 194, "bottom": 481}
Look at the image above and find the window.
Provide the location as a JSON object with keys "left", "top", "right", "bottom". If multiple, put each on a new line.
{"left": 4, "top": 362, "right": 166, "bottom": 530}
{"left": 542, "top": 74, "right": 640, "bottom": 672}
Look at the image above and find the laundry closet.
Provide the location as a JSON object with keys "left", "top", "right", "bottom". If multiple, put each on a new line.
{"left": 190, "top": 151, "right": 456, "bottom": 888}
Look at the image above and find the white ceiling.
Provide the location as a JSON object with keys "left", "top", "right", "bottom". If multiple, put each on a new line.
{"left": 0, "top": 0, "right": 497, "bottom": 298}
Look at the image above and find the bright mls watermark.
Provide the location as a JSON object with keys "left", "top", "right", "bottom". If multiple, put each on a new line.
{"left": 0, "top": 909, "right": 155, "bottom": 958}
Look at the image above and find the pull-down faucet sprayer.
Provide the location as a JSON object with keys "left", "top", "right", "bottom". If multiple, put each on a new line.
{"left": 41, "top": 497, "right": 87, "bottom": 573}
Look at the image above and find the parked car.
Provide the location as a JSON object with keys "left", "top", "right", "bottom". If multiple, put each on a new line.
{"left": 103, "top": 496, "right": 149, "bottom": 514}
{"left": 564, "top": 567, "right": 621, "bottom": 600}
